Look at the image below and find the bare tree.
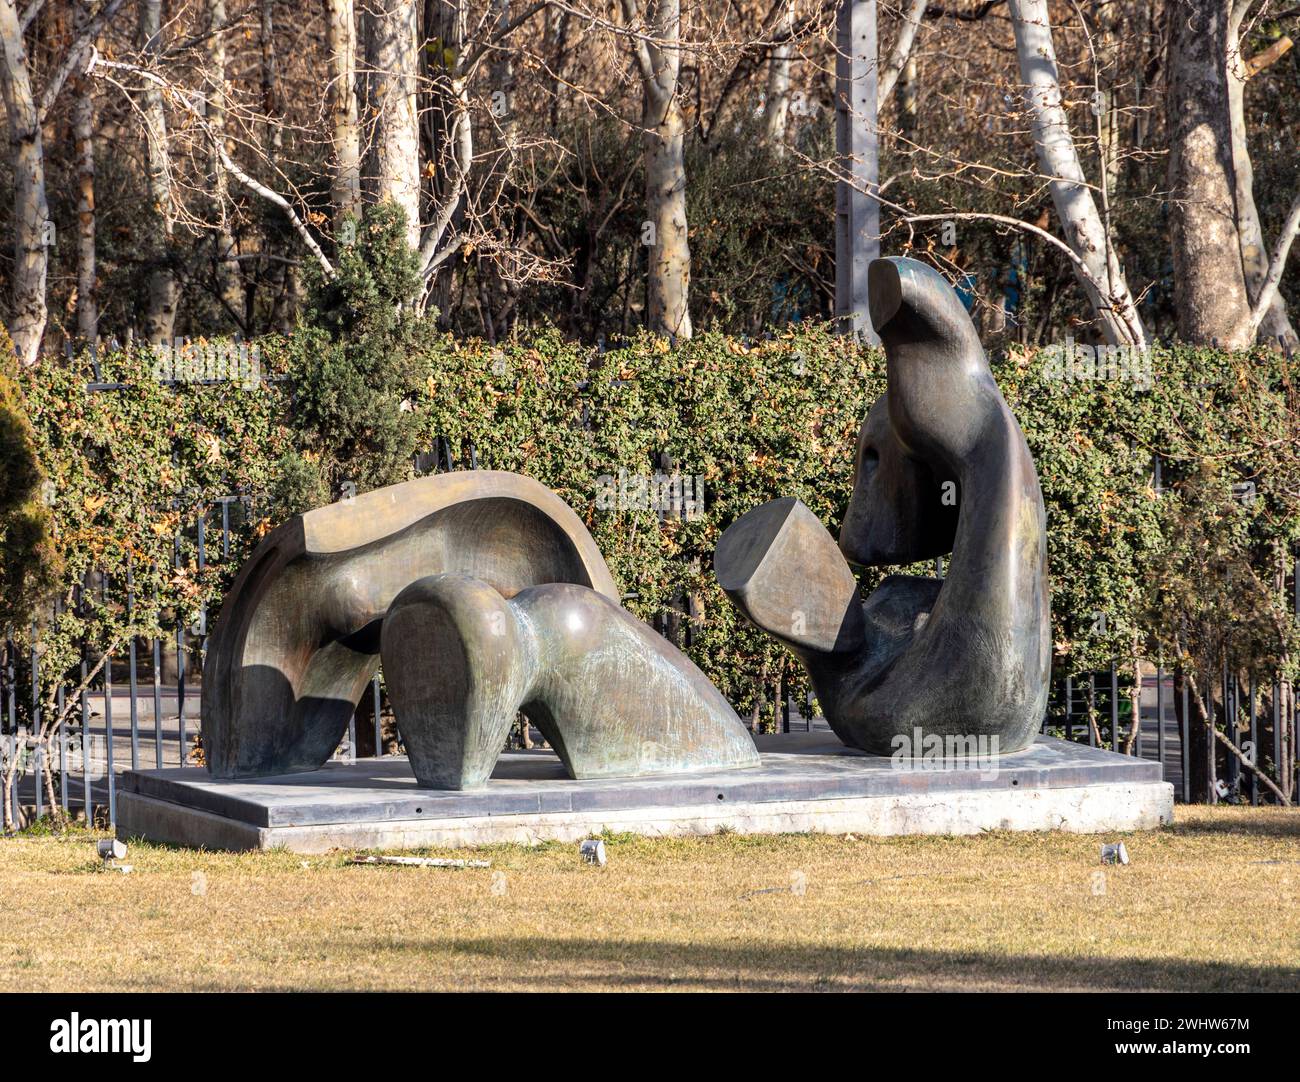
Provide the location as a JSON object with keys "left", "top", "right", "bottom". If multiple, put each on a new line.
{"left": 1, "top": 0, "right": 119, "bottom": 360}
{"left": 326, "top": 0, "right": 363, "bottom": 229}
{"left": 88, "top": 51, "right": 336, "bottom": 277}
{"left": 1009, "top": 0, "right": 1147, "bottom": 347}
{"left": 877, "top": 0, "right": 925, "bottom": 107}
{"left": 139, "top": 0, "right": 179, "bottom": 343}
{"left": 622, "top": 0, "right": 692, "bottom": 338}
{"left": 1228, "top": 0, "right": 1297, "bottom": 347}
{"left": 1167, "top": 0, "right": 1253, "bottom": 346}
{"left": 0, "top": 0, "right": 49, "bottom": 363}
{"left": 207, "top": 0, "right": 245, "bottom": 324}
{"left": 763, "top": 0, "right": 793, "bottom": 148}
{"left": 74, "top": 3, "right": 97, "bottom": 343}
{"left": 364, "top": 0, "right": 422, "bottom": 247}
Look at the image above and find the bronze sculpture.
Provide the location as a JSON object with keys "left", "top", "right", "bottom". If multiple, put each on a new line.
{"left": 202, "top": 470, "right": 758, "bottom": 786}
{"left": 715, "top": 256, "right": 1051, "bottom": 755}
{"left": 382, "top": 574, "right": 757, "bottom": 789}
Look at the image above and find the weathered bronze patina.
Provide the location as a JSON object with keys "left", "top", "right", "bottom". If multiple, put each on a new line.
{"left": 202, "top": 470, "right": 758, "bottom": 786}
{"left": 382, "top": 574, "right": 757, "bottom": 789}
{"left": 715, "top": 256, "right": 1051, "bottom": 755}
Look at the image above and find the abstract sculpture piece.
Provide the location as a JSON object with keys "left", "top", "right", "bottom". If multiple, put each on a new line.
{"left": 715, "top": 256, "right": 1050, "bottom": 755}
{"left": 202, "top": 470, "right": 758, "bottom": 787}
{"left": 381, "top": 575, "right": 757, "bottom": 789}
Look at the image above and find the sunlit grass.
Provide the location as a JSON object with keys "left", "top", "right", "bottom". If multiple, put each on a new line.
{"left": 2, "top": 806, "right": 1297, "bottom": 991}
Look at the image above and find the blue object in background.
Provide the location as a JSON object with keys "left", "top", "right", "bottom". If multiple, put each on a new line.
{"left": 771, "top": 274, "right": 811, "bottom": 325}
{"left": 1004, "top": 241, "right": 1028, "bottom": 317}
{"left": 954, "top": 272, "right": 978, "bottom": 313}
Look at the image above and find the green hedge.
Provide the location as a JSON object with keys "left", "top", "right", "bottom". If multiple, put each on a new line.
{"left": 11, "top": 327, "right": 1299, "bottom": 729}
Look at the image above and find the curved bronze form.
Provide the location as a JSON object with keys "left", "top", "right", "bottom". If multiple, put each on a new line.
{"left": 381, "top": 574, "right": 759, "bottom": 789}
{"left": 202, "top": 471, "right": 619, "bottom": 778}
{"left": 715, "top": 256, "right": 1050, "bottom": 755}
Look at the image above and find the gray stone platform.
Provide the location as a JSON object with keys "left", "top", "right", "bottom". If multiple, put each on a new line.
{"left": 115, "top": 733, "right": 1174, "bottom": 852}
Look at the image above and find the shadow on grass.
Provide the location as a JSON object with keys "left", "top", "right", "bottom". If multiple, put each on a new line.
{"left": 349, "top": 936, "right": 1300, "bottom": 992}
{"left": 1167, "top": 809, "right": 1300, "bottom": 839}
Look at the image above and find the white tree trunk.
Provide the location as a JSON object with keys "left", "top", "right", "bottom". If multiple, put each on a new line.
{"left": 628, "top": 0, "right": 691, "bottom": 338}
{"left": 364, "top": 0, "right": 421, "bottom": 248}
{"left": 1249, "top": 188, "right": 1300, "bottom": 338}
{"left": 1227, "top": 2, "right": 1297, "bottom": 347}
{"left": 763, "top": 2, "right": 792, "bottom": 150}
{"left": 1167, "top": 0, "right": 1252, "bottom": 347}
{"left": 207, "top": 0, "right": 244, "bottom": 324}
{"left": 0, "top": 0, "right": 49, "bottom": 364}
{"left": 139, "top": 0, "right": 178, "bottom": 343}
{"left": 898, "top": 52, "right": 917, "bottom": 136}
{"left": 326, "top": 0, "right": 362, "bottom": 229}
{"left": 1008, "top": 0, "right": 1146, "bottom": 347}
{"left": 877, "top": 0, "right": 925, "bottom": 107}
{"left": 260, "top": 0, "right": 291, "bottom": 329}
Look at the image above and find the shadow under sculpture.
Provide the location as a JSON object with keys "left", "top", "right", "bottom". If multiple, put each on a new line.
{"left": 202, "top": 470, "right": 758, "bottom": 788}
{"left": 714, "top": 256, "right": 1050, "bottom": 756}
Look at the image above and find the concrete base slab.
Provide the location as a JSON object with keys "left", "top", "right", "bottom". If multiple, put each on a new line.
{"left": 116, "top": 733, "right": 1174, "bottom": 853}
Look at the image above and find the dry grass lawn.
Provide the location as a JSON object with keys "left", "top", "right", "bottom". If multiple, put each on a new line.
{"left": 2, "top": 806, "right": 1298, "bottom": 991}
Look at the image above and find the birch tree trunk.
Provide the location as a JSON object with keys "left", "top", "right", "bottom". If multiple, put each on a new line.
{"left": 898, "top": 52, "right": 917, "bottom": 137}
{"left": 0, "top": 0, "right": 49, "bottom": 364}
{"left": 763, "top": 2, "right": 792, "bottom": 151}
{"left": 877, "top": 0, "right": 925, "bottom": 107}
{"left": 139, "top": 0, "right": 178, "bottom": 343}
{"left": 74, "top": 47, "right": 97, "bottom": 344}
{"left": 326, "top": 0, "right": 362, "bottom": 229}
{"left": 485, "top": 0, "right": 518, "bottom": 337}
{"left": 261, "top": 0, "right": 292, "bottom": 330}
{"left": 628, "top": 0, "right": 691, "bottom": 339}
{"left": 1227, "top": 0, "right": 1297, "bottom": 347}
{"left": 414, "top": 0, "right": 472, "bottom": 313}
{"left": 364, "top": 0, "right": 421, "bottom": 248}
{"left": 207, "top": 0, "right": 244, "bottom": 326}
{"left": 1167, "top": 0, "right": 1252, "bottom": 347}
{"left": 1008, "top": 0, "right": 1146, "bottom": 347}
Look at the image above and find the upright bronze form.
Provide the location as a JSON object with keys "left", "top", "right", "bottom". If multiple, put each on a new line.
{"left": 202, "top": 470, "right": 758, "bottom": 787}
{"left": 715, "top": 257, "right": 1050, "bottom": 754}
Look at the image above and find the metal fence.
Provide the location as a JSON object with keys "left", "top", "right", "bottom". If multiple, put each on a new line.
{"left": 6, "top": 575, "right": 1295, "bottom": 829}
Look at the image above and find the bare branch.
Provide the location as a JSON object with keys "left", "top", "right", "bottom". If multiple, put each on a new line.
{"left": 85, "top": 49, "right": 335, "bottom": 278}
{"left": 18, "top": 0, "right": 42, "bottom": 31}
{"left": 37, "top": 0, "right": 125, "bottom": 124}
{"left": 617, "top": 0, "right": 659, "bottom": 91}
{"left": 1250, "top": 188, "right": 1300, "bottom": 339}
{"left": 878, "top": 0, "right": 926, "bottom": 106}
